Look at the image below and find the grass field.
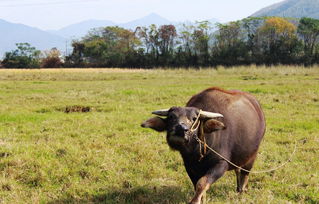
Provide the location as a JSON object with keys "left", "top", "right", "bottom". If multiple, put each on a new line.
{"left": 0, "top": 66, "right": 318, "bottom": 204}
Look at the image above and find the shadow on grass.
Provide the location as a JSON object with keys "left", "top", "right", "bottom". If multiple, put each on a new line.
{"left": 48, "top": 185, "right": 188, "bottom": 204}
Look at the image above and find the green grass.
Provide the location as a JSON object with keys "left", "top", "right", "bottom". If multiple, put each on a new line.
{"left": 0, "top": 66, "right": 318, "bottom": 204}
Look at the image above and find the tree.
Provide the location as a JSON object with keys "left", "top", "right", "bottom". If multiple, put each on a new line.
{"left": 41, "top": 48, "right": 63, "bottom": 68}
{"left": 297, "top": 17, "right": 319, "bottom": 63}
{"left": 64, "top": 41, "right": 86, "bottom": 67}
{"left": 175, "top": 23, "right": 198, "bottom": 67}
{"left": 179, "top": 24, "right": 194, "bottom": 52}
{"left": 212, "top": 21, "right": 248, "bottom": 65}
{"left": 241, "top": 17, "right": 266, "bottom": 63}
{"left": 137, "top": 24, "right": 177, "bottom": 67}
{"left": 136, "top": 24, "right": 161, "bottom": 66}
{"left": 158, "top": 25, "right": 177, "bottom": 55}
{"left": 192, "top": 21, "right": 213, "bottom": 66}
{"left": 1, "top": 43, "right": 41, "bottom": 68}
{"left": 76, "top": 26, "right": 141, "bottom": 67}
{"left": 254, "top": 17, "right": 301, "bottom": 64}
{"left": 157, "top": 25, "right": 177, "bottom": 66}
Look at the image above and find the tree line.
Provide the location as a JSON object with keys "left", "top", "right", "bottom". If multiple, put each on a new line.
{"left": 1, "top": 16, "right": 319, "bottom": 68}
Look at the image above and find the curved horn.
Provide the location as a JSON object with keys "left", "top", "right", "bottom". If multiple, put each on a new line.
{"left": 152, "top": 109, "right": 169, "bottom": 116}
{"left": 200, "top": 110, "right": 223, "bottom": 119}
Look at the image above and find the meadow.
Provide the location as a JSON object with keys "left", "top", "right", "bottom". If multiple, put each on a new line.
{"left": 0, "top": 66, "right": 318, "bottom": 204}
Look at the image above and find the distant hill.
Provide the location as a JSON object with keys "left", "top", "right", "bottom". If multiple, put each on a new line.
{"left": 0, "top": 19, "right": 66, "bottom": 58}
{"left": 48, "top": 13, "right": 220, "bottom": 40}
{"left": 207, "top": 18, "right": 220, "bottom": 25}
{"left": 251, "top": 0, "right": 319, "bottom": 19}
{"left": 48, "top": 19, "right": 116, "bottom": 39}
{"left": 120, "top": 13, "right": 173, "bottom": 29}
{"left": 49, "top": 13, "right": 174, "bottom": 39}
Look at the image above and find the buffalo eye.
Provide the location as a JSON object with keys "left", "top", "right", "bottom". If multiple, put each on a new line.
{"left": 167, "top": 114, "right": 175, "bottom": 120}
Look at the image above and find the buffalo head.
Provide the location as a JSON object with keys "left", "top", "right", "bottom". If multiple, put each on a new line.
{"left": 141, "top": 107, "right": 225, "bottom": 150}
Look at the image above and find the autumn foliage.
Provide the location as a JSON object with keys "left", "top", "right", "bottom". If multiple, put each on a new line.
{"left": 2, "top": 17, "right": 319, "bottom": 68}
{"left": 260, "top": 17, "right": 296, "bottom": 36}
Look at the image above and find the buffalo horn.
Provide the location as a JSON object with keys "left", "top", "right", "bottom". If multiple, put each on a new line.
{"left": 200, "top": 111, "right": 223, "bottom": 118}
{"left": 152, "top": 109, "right": 169, "bottom": 116}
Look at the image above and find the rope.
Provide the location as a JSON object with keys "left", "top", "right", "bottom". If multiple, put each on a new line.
{"left": 191, "top": 110, "right": 205, "bottom": 160}
{"left": 190, "top": 110, "right": 202, "bottom": 132}
{"left": 189, "top": 110, "right": 297, "bottom": 174}
{"left": 195, "top": 137, "right": 297, "bottom": 174}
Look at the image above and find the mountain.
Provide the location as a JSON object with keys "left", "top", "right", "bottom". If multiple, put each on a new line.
{"left": 207, "top": 18, "right": 220, "bottom": 25}
{"left": 48, "top": 13, "right": 220, "bottom": 40}
{"left": 49, "top": 13, "right": 174, "bottom": 40}
{"left": 0, "top": 19, "right": 66, "bottom": 58}
{"left": 48, "top": 19, "right": 115, "bottom": 39}
{"left": 120, "top": 13, "right": 173, "bottom": 29}
{"left": 251, "top": 0, "right": 319, "bottom": 19}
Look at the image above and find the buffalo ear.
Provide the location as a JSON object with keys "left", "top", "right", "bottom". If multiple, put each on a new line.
{"left": 204, "top": 119, "right": 226, "bottom": 133}
{"left": 141, "top": 117, "right": 166, "bottom": 132}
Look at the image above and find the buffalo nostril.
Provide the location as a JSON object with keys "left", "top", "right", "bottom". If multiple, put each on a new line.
{"left": 177, "top": 123, "right": 189, "bottom": 132}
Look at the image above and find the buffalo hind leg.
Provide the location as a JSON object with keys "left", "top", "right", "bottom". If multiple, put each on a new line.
{"left": 235, "top": 168, "right": 249, "bottom": 193}
{"left": 235, "top": 158, "right": 256, "bottom": 193}
{"left": 189, "top": 162, "right": 228, "bottom": 204}
{"left": 235, "top": 168, "right": 242, "bottom": 192}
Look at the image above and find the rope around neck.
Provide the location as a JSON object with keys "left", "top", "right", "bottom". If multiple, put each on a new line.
{"left": 189, "top": 110, "right": 297, "bottom": 174}
{"left": 190, "top": 110, "right": 202, "bottom": 132}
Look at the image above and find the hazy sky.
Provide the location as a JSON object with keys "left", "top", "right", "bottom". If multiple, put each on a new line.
{"left": 0, "top": 0, "right": 283, "bottom": 30}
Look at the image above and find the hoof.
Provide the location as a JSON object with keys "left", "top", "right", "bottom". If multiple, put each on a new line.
{"left": 236, "top": 187, "right": 247, "bottom": 193}
{"left": 189, "top": 199, "right": 201, "bottom": 204}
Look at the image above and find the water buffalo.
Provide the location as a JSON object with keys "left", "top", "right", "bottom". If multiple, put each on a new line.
{"left": 141, "top": 87, "right": 266, "bottom": 204}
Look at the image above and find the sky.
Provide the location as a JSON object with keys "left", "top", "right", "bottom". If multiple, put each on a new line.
{"left": 0, "top": 0, "right": 284, "bottom": 30}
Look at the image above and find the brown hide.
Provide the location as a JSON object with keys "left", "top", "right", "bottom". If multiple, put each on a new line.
{"left": 185, "top": 87, "right": 266, "bottom": 170}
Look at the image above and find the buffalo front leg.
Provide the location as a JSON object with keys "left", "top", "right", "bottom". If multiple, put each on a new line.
{"left": 189, "top": 162, "right": 228, "bottom": 204}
